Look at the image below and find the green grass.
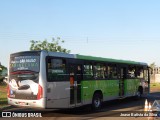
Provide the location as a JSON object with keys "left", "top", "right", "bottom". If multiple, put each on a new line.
{"left": 150, "top": 83, "right": 160, "bottom": 89}
{"left": 0, "top": 90, "right": 7, "bottom": 108}
{"left": 0, "top": 83, "right": 7, "bottom": 88}
{"left": 0, "top": 83, "right": 8, "bottom": 108}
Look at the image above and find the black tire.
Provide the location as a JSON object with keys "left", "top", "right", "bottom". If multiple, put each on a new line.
{"left": 92, "top": 93, "right": 102, "bottom": 110}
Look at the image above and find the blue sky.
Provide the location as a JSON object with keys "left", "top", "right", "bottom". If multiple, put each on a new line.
{"left": 0, "top": 0, "right": 160, "bottom": 67}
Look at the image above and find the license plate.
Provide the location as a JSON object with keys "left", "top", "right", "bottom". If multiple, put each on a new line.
{"left": 19, "top": 102, "right": 25, "bottom": 105}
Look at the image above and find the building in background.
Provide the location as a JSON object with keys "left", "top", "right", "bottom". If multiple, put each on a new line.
{"left": 150, "top": 67, "right": 160, "bottom": 83}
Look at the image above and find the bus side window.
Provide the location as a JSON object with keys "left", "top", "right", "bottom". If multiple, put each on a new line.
{"left": 93, "top": 63, "right": 107, "bottom": 79}
{"left": 144, "top": 69, "right": 148, "bottom": 81}
{"left": 137, "top": 67, "right": 144, "bottom": 78}
{"left": 108, "top": 64, "right": 117, "bottom": 79}
{"left": 127, "top": 66, "right": 136, "bottom": 78}
{"left": 83, "top": 64, "right": 93, "bottom": 80}
{"left": 47, "top": 58, "right": 67, "bottom": 82}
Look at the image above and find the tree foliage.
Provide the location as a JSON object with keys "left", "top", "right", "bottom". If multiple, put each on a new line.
{"left": 30, "top": 37, "right": 70, "bottom": 53}
{"left": 0, "top": 63, "right": 7, "bottom": 82}
{"left": 149, "top": 62, "right": 156, "bottom": 70}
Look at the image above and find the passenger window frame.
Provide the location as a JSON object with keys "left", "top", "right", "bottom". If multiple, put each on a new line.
{"left": 46, "top": 56, "right": 68, "bottom": 82}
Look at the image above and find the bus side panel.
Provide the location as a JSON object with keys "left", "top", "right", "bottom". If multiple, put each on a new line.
{"left": 46, "top": 81, "right": 70, "bottom": 108}
{"left": 81, "top": 80, "right": 119, "bottom": 105}
{"left": 124, "top": 79, "right": 140, "bottom": 96}
{"left": 8, "top": 51, "right": 47, "bottom": 109}
{"left": 39, "top": 51, "right": 48, "bottom": 107}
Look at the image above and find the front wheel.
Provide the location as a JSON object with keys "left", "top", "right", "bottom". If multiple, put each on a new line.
{"left": 136, "top": 91, "right": 142, "bottom": 98}
{"left": 92, "top": 93, "right": 102, "bottom": 110}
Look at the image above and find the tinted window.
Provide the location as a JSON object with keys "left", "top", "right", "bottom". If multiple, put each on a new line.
{"left": 137, "top": 67, "right": 144, "bottom": 78}
{"left": 144, "top": 69, "right": 148, "bottom": 81}
{"left": 108, "top": 64, "right": 117, "bottom": 79}
{"left": 10, "top": 56, "right": 40, "bottom": 72}
{"left": 94, "top": 63, "right": 107, "bottom": 79}
{"left": 127, "top": 66, "right": 136, "bottom": 78}
{"left": 47, "top": 58, "right": 67, "bottom": 81}
{"left": 83, "top": 64, "right": 93, "bottom": 80}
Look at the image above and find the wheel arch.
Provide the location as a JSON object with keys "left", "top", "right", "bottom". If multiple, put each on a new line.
{"left": 93, "top": 90, "right": 103, "bottom": 100}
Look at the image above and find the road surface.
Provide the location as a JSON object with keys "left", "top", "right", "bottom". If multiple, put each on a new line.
{"left": 1, "top": 88, "right": 160, "bottom": 120}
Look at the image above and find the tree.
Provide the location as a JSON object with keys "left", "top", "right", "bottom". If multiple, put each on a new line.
{"left": 30, "top": 37, "right": 71, "bottom": 53}
{"left": 0, "top": 63, "right": 7, "bottom": 82}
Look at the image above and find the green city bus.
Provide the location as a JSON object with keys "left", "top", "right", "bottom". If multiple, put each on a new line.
{"left": 8, "top": 50, "right": 150, "bottom": 109}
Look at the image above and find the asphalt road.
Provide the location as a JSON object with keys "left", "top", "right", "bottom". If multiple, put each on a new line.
{"left": 1, "top": 88, "right": 160, "bottom": 120}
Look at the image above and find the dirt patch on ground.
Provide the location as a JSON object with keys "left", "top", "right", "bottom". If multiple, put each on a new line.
{"left": 0, "top": 83, "right": 7, "bottom": 92}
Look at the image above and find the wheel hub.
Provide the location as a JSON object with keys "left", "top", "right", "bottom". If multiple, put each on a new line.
{"left": 94, "top": 98, "right": 100, "bottom": 108}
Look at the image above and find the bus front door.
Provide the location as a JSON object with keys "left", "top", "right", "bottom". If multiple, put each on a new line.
{"left": 69, "top": 64, "right": 82, "bottom": 107}
{"left": 120, "top": 67, "right": 126, "bottom": 97}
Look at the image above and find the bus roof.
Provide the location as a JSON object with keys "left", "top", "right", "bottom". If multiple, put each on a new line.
{"left": 76, "top": 54, "right": 148, "bottom": 66}
{"left": 10, "top": 50, "right": 148, "bottom": 66}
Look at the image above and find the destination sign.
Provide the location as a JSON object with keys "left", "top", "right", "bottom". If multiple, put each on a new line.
{"left": 10, "top": 56, "right": 40, "bottom": 72}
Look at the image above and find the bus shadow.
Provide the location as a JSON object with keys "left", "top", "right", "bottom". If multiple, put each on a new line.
{"left": 2, "top": 92, "right": 160, "bottom": 117}
{"left": 51, "top": 92, "right": 160, "bottom": 116}
{"left": 51, "top": 96, "right": 146, "bottom": 116}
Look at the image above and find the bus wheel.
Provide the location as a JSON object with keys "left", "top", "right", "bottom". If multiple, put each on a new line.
{"left": 136, "top": 91, "right": 141, "bottom": 98}
{"left": 92, "top": 93, "right": 102, "bottom": 110}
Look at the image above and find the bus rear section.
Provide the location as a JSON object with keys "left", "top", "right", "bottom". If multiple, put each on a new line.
{"left": 8, "top": 51, "right": 45, "bottom": 108}
{"left": 45, "top": 54, "right": 83, "bottom": 108}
